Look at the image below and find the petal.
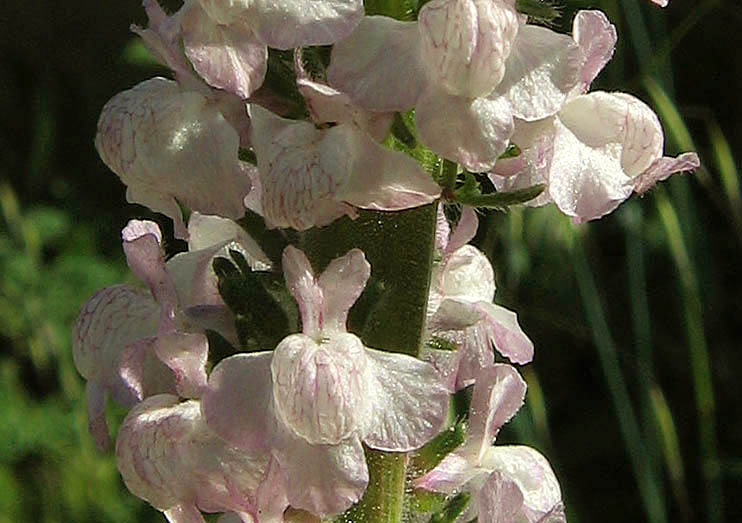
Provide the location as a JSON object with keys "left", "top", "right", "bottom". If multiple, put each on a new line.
{"left": 414, "top": 451, "right": 482, "bottom": 493}
{"left": 96, "top": 78, "right": 252, "bottom": 238}
{"left": 187, "top": 212, "right": 272, "bottom": 271}
{"left": 118, "top": 337, "right": 178, "bottom": 403}
{"left": 247, "top": 0, "right": 364, "bottom": 49}
{"left": 445, "top": 207, "right": 479, "bottom": 258}
{"left": 419, "top": 0, "right": 519, "bottom": 97}
{"left": 633, "top": 152, "right": 700, "bottom": 194}
{"left": 201, "top": 352, "right": 275, "bottom": 452}
{"left": 155, "top": 332, "right": 209, "bottom": 398}
{"left": 493, "top": 25, "right": 582, "bottom": 121}
{"left": 132, "top": 0, "right": 204, "bottom": 90}
{"left": 122, "top": 220, "right": 178, "bottom": 331}
{"left": 334, "top": 126, "right": 441, "bottom": 211}
{"left": 272, "top": 431, "right": 368, "bottom": 517}
{"left": 72, "top": 284, "right": 159, "bottom": 382}
{"left": 476, "top": 302, "right": 534, "bottom": 365}
{"left": 271, "top": 333, "right": 371, "bottom": 445}
{"left": 181, "top": 2, "right": 268, "bottom": 99}
{"left": 282, "top": 246, "right": 322, "bottom": 336}
{"left": 416, "top": 89, "right": 514, "bottom": 172}
{"left": 116, "top": 395, "right": 267, "bottom": 518}
{"left": 467, "top": 365, "right": 527, "bottom": 463}
{"left": 548, "top": 92, "right": 664, "bottom": 221}
{"left": 297, "top": 78, "right": 393, "bottom": 142}
{"left": 163, "top": 505, "right": 208, "bottom": 523}
{"left": 363, "top": 347, "right": 449, "bottom": 451}
{"left": 572, "top": 10, "right": 617, "bottom": 94}
{"left": 85, "top": 380, "right": 112, "bottom": 451}
{"left": 479, "top": 445, "right": 563, "bottom": 520}
{"left": 249, "top": 105, "right": 357, "bottom": 230}
{"left": 440, "top": 245, "right": 495, "bottom": 303}
{"left": 317, "top": 249, "right": 371, "bottom": 333}
{"left": 477, "top": 470, "right": 525, "bottom": 523}
{"left": 327, "top": 16, "right": 427, "bottom": 112}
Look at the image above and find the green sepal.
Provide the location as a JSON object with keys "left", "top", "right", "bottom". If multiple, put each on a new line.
{"left": 391, "top": 112, "right": 417, "bottom": 149}
{"left": 383, "top": 111, "right": 441, "bottom": 178}
{"left": 299, "top": 45, "right": 332, "bottom": 82}
{"left": 428, "top": 493, "right": 471, "bottom": 523}
{"left": 499, "top": 143, "right": 521, "bottom": 159}
{"left": 213, "top": 250, "right": 297, "bottom": 352}
{"left": 410, "top": 420, "right": 467, "bottom": 477}
{"left": 515, "top": 0, "right": 562, "bottom": 26}
{"left": 453, "top": 171, "right": 545, "bottom": 210}
{"left": 405, "top": 489, "right": 448, "bottom": 517}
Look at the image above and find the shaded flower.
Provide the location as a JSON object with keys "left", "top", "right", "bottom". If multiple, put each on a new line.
{"left": 116, "top": 394, "right": 271, "bottom": 523}
{"left": 424, "top": 207, "right": 533, "bottom": 391}
{"left": 202, "top": 246, "right": 449, "bottom": 516}
{"left": 415, "top": 365, "right": 564, "bottom": 523}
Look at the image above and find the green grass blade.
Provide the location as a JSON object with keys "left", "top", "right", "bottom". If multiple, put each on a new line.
{"left": 572, "top": 230, "right": 667, "bottom": 523}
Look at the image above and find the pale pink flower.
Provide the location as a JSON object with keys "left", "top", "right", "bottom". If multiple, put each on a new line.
{"left": 424, "top": 208, "right": 533, "bottom": 391}
{"left": 73, "top": 218, "right": 266, "bottom": 449}
{"left": 202, "top": 246, "right": 449, "bottom": 516}
{"left": 415, "top": 365, "right": 564, "bottom": 523}
{"left": 328, "top": 0, "right": 583, "bottom": 171}
{"left": 248, "top": 104, "right": 440, "bottom": 230}
{"left": 116, "top": 394, "right": 273, "bottom": 523}
{"left": 95, "top": 78, "right": 254, "bottom": 239}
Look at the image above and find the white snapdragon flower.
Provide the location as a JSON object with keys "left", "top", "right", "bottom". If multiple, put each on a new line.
{"left": 201, "top": 246, "right": 449, "bottom": 516}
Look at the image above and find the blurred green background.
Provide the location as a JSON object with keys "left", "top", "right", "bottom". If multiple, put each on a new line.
{"left": 1, "top": 0, "right": 740, "bottom": 521}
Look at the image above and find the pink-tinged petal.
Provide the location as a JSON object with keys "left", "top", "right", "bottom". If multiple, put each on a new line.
{"left": 414, "top": 451, "right": 482, "bottom": 493}
{"left": 201, "top": 352, "right": 275, "bottom": 452}
{"left": 272, "top": 333, "right": 371, "bottom": 445}
{"left": 633, "top": 152, "right": 700, "bottom": 194}
{"left": 435, "top": 205, "right": 451, "bottom": 253}
{"left": 183, "top": 305, "right": 239, "bottom": 347}
{"left": 477, "top": 471, "right": 525, "bottom": 523}
{"left": 446, "top": 207, "right": 479, "bottom": 257}
{"left": 131, "top": 0, "right": 206, "bottom": 91}
{"left": 155, "top": 332, "right": 208, "bottom": 398}
{"left": 416, "top": 89, "right": 514, "bottom": 172}
{"left": 476, "top": 302, "right": 533, "bottom": 364}
{"left": 85, "top": 380, "right": 112, "bottom": 451}
{"left": 489, "top": 118, "right": 556, "bottom": 208}
{"left": 479, "top": 446, "right": 563, "bottom": 521}
{"left": 96, "top": 78, "right": 252, "bottom": 239}
{"left": 187, "top": 212, "right": 272, "bottom": 271}
{"left": 123, "top": 220, "right": 178, "bottom": 331}
{"left": 166, "top": 243, "right": 228, "bottom": 309}
{"left": 493, "top": 25, "right": 582, "bottom": 121}
{"left": 548, "top": 91, "right": 665, "bottom": 221}
{"left": 334, "top": 126, "right": 441, "bottom": 211}
{"left": 327, "top": 16, "right": 427, "bottom": 112}
{"left": 297, "top": 78, "right": 393, "bottom": 142}
{"left": 247, "top": 0, "right": 364, "bottom": 49}
{"left": 572, "top": 10, "right": 617, "bottom": 94}
{"left": 272, "top": 430, "right": 368, "bottom": 517}
{"left": 282, "top": 246, "right": 322, "bottom": 336}
{"left": 467, "top": 365, "right": 527, "bottom": 463}
{"left": 440, "top": 245, "right": 495, "bottom": 303}
{"left": 419, "top": 0, "right": 519, "bottom": 98}
{"left": 163, "top": 504, "right": 208, "bottom": 523}
{"left": 249, "top": 105, "right": 357, "bottom": 230}
{"left": 317, "top": 249, "right": 371, "bottom": 333}
{"left": 363, "top": 347, "right": 449, "bottom": 452}
{"left": 536, "top": 504, "right": 567, "bottom": 523}
{"left": 119, "top": 337, "right": 178, "bottom": 403}
{"left": 181, "top": 2, "right": 267, "bottom": 99}
{"left": 651, "top": 0, "right": 669, "bottom": 7}
{"left": 73, "top": 285, "right": 159, "bottom": 382}
{"left": 116, "top": 395, "right": 267, "bottom": 519}
{"left": 255, "top": 457, "right": 290, "bottom": 523}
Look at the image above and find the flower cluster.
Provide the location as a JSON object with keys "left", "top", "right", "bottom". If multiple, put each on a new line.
{"left": 76, "top": 0, "right": 694, "bottom": 521}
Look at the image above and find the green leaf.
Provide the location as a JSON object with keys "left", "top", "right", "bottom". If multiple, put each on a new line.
{"left": 411, "top": 420, "right": 467, "bottom": 476}
{"left": 428, "top": 493, "right": 471, "bottom": 523}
